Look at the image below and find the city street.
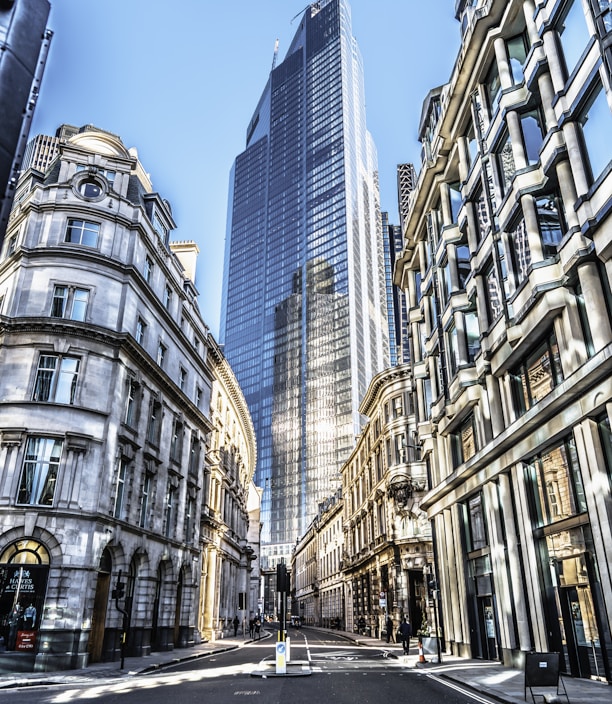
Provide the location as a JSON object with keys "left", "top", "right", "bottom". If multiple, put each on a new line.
{"left": 0, "top": 628, "right": 498, "bottom": 704}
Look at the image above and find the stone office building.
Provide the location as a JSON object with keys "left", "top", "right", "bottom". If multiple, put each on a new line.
{"left": 395, "top": 0, "right": 612, "bottom": 682}
{"left": 0, "top": 126, "right": 257, "bottom": 671}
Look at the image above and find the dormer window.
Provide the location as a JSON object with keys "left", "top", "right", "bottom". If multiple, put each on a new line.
{"left": 152, "top": 210, "right": 167, "bottom": 241}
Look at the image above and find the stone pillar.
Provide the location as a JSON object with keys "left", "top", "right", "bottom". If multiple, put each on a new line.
{"left": 522, "top": 0, "right": 540, "bottom": 47}
{"left": 520, "top": 193, "right": 545, "bottom": 263}
{"left": 494, "top": 37, "right": 512, "bottom": 90}
{"left": 201, "top": 544, "right": 218, "bottom": 640}
{"left": 562, "top": 121, "right": 590, "bottom": 198}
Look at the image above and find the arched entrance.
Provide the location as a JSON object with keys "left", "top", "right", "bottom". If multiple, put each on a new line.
{"left": 0, "top": 539, "right": 50, "bottom": 657}
{"left": 87, "top": 548, "right": 111, "bottom": 663}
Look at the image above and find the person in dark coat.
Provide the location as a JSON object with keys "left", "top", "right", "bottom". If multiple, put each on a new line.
{"left": 232, "top": 615, "right": 239, "bottom": 636}
{"left": 386, "top": 616, "right": 395, "bottom": 643}
{"left": 398, "top": 617, "right": 412, "bottom": 654}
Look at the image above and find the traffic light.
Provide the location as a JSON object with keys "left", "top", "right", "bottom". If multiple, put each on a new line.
{"left": 276, "top": 562, "right": 290, "bottom": 593}
{"left": 427, "top": 579, "right": 438, "bottom": 599}
{"left": 112, "top": 581, "right": 125, "bottom": 600}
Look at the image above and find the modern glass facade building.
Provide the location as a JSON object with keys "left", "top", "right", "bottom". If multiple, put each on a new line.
{"left": 221, "top": 0, "right": 388, "bottom": 569}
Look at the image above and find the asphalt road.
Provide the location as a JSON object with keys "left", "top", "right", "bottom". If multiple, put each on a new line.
{"left": 0, "top": 627, "right": 497, "bottom": 704}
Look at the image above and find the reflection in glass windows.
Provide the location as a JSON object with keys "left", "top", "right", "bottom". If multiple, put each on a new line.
{"left": 525, "top": 437, "right": 587, "bottom": 527}
{"left": 577, "top": 81, "right": 612, "bottom": 183}
{"left": 508, "top": 215, "right": 531, "bottom": 284}
{"left": 451, "top": 413, "right": 478, "bottom": 467}
{"left": 510, "top": 329, "right": 563, "bottom": 416}
{"left": 536, "top": 192, "right": 566, "bottom": 256}
{"left": 557, "top": 0, "right": 591, "bottom": 77}
{"left": 32, "top": 354, "right": 80, "bottom": 404}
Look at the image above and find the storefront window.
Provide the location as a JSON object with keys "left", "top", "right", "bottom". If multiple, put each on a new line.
{"left": 0, "top": 540, "right": 49, "bottom": 653}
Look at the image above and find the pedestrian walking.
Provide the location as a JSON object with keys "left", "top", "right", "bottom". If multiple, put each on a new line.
{"left": 398, "top": 616, "right": 412, "bottom": 654}
{"left": 254, "top": 617, "right": 261, "bottom": 639}
{"left": 386, "top": 616, "right": 395, "bottom": 643}
{"left": 357, "top": 615, "right": 366, "bottom": 635}
{"left": 232, "top": 615, "right": 239, "bottom": 637}
{"left": 249, "top": 618, "right": 255, "bottom": 638}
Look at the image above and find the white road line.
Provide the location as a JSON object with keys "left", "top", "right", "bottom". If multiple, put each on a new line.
{"left": 427, "top": 673, "right": 497, "bottom": 704}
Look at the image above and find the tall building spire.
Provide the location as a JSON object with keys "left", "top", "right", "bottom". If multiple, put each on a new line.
{"left": 221, "top": 0, "right": 388, "bottom": 570}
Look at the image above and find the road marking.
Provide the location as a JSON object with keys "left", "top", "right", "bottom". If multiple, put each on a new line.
{"left": 427, "top": 673, "right": 497, "bottom": 704}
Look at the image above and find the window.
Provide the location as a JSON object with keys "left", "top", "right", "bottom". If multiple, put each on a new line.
{"left": 17, "top": 437, "right": 63, "bottom": 505}
{"left": 170, "top": 418, "right": 183, "bottom": 462}
{"left": 189, "top": 432, "right": 201, "bottom": 476}
{"left": 473, "top": 185, "right": 491, "bottom": 243}
{"left": 511, "top": 329, "right": 563, "bottom": 415}
{"left": 463, "top": 493, "right": 488, "bottom": 551}
{"left": 144, "top": 256, "right": 153, "bottom": 283}
{"left": 508, "top": 215, "right": 531, "bottom": 284}
{"left": 466, "top": 122, "right": 479, "bottom": 167}
{"left": 465, "top": 309, "right": 480, "bottom": 362}
{"left": 557, "top": 0, "right": 591, "bottom": 77}
{"left": 135, "top": 317, "right": 146, "bottom": 345}
{"left": 179, "top": 367, "right": 187, "bottom": 391}
{"left": 449, "top": 181, "right": 462, "bottom": 224}
{"left": 521, "top": 108, "right": 545, "bottom": 165}
{"left": 152, "top": 211, "right": 168, "bottom": 242}
{"left": 451, "top": 413, "right": 478, "bottom": 467}
{"left": 439, "top": 258, "right": 451, "bottom": 305}
{"left": 33, "top": 354, "right": 80, "bottom": 404}
{"left": 164, "top": 285, "right": 172, "bottom": 309}
{"left": 484, "top": 261, "right": 503, "bottom": 324}
{"left": 164, "top": 485, "right": 176, "bottom": 538}
{"left": 147, "top": 400, "right": 162, "bottom": 445}
{"left": 485, "top": 60, "right": 502, "bottom": 115}
{"left": 157, "top": 342, "right": 166, "bottom": 368}
{"left": 65, "top": 219, "right": 99, "bottom": 247}
{"left": 577, "top": 81, "right": 612, "bottom": 183}
{"left": 51, "top": 285, "right": 89, "bottom": 321}
{"left": 124, "top": 379, "right": 139, "bottom": 427}
{"left": 457, "top": 239, "right": 471, "bottom": 289}
{"left": 597, "top": 413, "right": 612, "bottom": 490}
{"left": 535, "top": 192, "right": 566, "bottom": 256}
{"left": 139, "top": 472, "right": 152, "bottom": 529}
{"left": 507, "top": 32, "right": 529, "bottom": 84}
{"left": 574, "top": 282, "right": 595, "bottom": 358}
{"left": 78, "top": 179, "right": 103, "bottom": 199}
{"left": 113, "top": 458, "right": 129, "bottom": 518}
{"left": 526, "top": 437, "right": 587, "bottom": 527}
{"left": 184, "top": 497, "right": 195, "bottom": 543}
{"left": 496, "top": 128, "right": 515, "bottom": 194}
{"left": 195, "top": 385, "right": 202, "bottom": 408}
{"left": 5, "top": 234, "right": 17, "bottom": 257}
{"left": 447, "top": 320, "right": 460, "bottom": 376}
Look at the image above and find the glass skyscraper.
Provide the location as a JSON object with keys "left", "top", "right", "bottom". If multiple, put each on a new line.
{"left": 220, "top": 0, "right": 388, "bottom": 569}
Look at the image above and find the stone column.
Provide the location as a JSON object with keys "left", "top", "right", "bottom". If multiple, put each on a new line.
{"left": 201, "top": 544, "right": 218, "bottom": 640}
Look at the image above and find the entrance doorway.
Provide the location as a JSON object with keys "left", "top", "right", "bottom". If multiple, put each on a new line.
{"left": 556, "top": 573, "right": 605, "bottom": 679}
{"left": 88, "top": 548, "right": 111, "bottom": 663}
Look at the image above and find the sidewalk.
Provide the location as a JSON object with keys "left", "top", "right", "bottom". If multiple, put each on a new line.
{"left": 0, "top": 626, "right": 609, "bottom": 704}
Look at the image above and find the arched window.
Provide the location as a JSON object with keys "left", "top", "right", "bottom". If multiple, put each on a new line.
{"left": 0, "top": 540, "right": 50, "bottom": 651}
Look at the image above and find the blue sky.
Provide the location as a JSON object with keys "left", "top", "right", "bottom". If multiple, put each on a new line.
{"left": 31, "top": 1, "right": 460, "bottom": 336}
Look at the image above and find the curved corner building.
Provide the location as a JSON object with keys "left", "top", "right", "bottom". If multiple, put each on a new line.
{"left": 221, "top": 0, "right": 389, "bottom": 570}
